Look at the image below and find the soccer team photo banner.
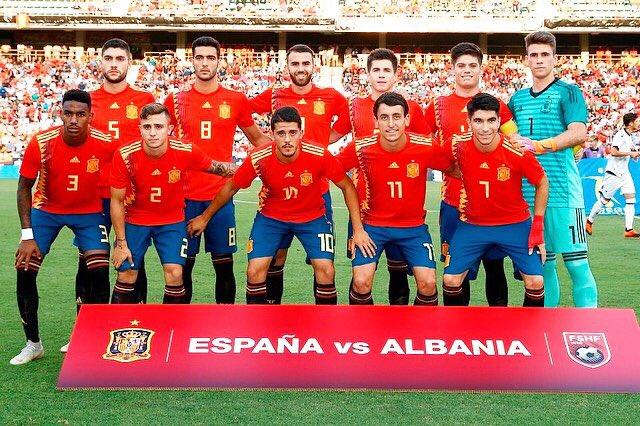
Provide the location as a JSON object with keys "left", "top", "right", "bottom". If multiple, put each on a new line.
{"left": 58, "top": 305, "right": 640, "bottom": 392}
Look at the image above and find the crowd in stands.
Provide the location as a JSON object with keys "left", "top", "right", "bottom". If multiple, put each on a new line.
{"left": 124, "top": 0, "right": 321, "bottom": 18}
{"left": 0, "top": 51, "right": 638, "bottom": 166}
{"left": 339, "top": 0, "right": 536, "bottom": 18}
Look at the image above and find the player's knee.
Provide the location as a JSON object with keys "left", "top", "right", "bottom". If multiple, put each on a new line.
{"left": 163, "top": 264, "right": 183, "bottom": 284}
{"left": 247, "top": 262, "right": 268, "bottom": 283}
{"left": 313, "top": 261, "right": 334, "bottom": 282}
{"left": 442, "top": 273, "right": 463, "bottom": 288}
{"left": 352, "top": 271, "right": 372, "bottom": 294}
{"left": 416, "top": 276, "right": 437, "bottom": 295}
{"left": 523, "top": 274, "right": 544, "bottom": 291}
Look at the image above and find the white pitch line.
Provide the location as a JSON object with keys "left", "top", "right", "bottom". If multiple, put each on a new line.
{"left": 544, "top": 332, "right": 554, "bottom": 366}
{"left": 165, "top": 329, "right": 174, "bottom": 363}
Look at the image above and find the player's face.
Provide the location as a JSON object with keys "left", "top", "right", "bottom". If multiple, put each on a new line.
{"left": 140, "top": 113, "right": 173, "bottom": 150}
{"left": 367, "top": 59, "right": 397, "bottom": 93}
{"left": 453, "top": 54, "right": 481, "bottom": 90}
{"left": 469, "top": 109, "right": 500, "bottom": 146}
{"left": 101, "top": 47, "right": 130, "bottom": 84}
{"left": 272, "top": 121, "right": 302, "bottom": 158}
{"left": 286, "top": 52, "right": 314, "bottom": 87}
{"left": 61, "top": 101, "right": 93, "bottom": 138}
{"left": 375, "top": 104, "right": 408, "bottom": 143}
{"left": 526, "top": 44, "right": 556, "bottom": 80}
{"left": 192, "top": 46, "right": 219, "bottom": 82}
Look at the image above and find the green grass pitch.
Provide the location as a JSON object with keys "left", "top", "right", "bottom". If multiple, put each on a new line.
{"left": 0, "top": 180, "right": 638, "bottom": 423}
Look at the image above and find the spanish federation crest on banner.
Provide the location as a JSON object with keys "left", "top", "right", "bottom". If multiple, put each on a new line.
{"left": 406, "top": 162, "right": 420, "bottom": 178}
{"left": 103, "top": 327, "right": 155, "bottom": 363}
{"left": 300, "top": 172, "right": 313, "bottom": 186}
{"left": 126, "top": 104, "right": 138, "bottom": 120}
{"left": 86, "top": 158, "right": 99, "bottom": 173}
{"left": 563, "top": 332, "right": 611, "bottom": 369}
{"left": 313, "top": 100, "right": 325, "bottom": 115}
{"left": 219, "top": 102, "right": 231, "bottom": 119}
{"left": 168, "top": 169, "right": 181, "bottom": 183}
{"left": 497, "top": 166, "right": 510, "bottom": 181}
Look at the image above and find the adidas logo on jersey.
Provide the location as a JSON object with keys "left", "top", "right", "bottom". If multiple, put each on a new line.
{"left": 285, "top": 171, "right": 294, "bottom": 178}
{"left": 480, "top": 162, "right": 490, "bottom": 169}
{"left": 70, "top": 156, "right": 80, "bottom": 163}
{"left": 110, "top": 102, "right": 120, "bottom": 109}
{"left": 202, "top": 101, "right": 212, "bottom": 109}
{"left": 152, "top": 169, "right": 161, "bottom": 176}
{"left": 389, "top": 162, "right": 399, "bottom": 169}
{"left": 297, "top": 99, "right": 307, "bottom": 105}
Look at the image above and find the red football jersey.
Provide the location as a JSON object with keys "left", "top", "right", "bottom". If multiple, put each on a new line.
{"left": 349, "top": 95, "right": 428, "bottom": 138}
{"left": 110, "top": 140, "right": 212, "bottom": 226}
{"left": 232, "top": 141, "right": 345, "bottom": 223}
{"left": 450, "top": 133, "right": 545, "bottom": 226}
{"left": 423, "top": 93, "right": 514, "bottom": 208}
{"left": 250, "top": 84, "right": 351, "bottom": 147}
{"left": 336, "top": 133, "right": 453, "bottom": 227}
{"left": 91, "top": 84, "right": 155, "bottom": 199}
{"left": 164, "top": 86, "right": 255, "bottom": 200}
{"left": 20, "top": 126, "right": 114, "bottom": 214}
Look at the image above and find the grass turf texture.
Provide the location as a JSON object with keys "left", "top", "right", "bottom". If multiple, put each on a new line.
{"left": 1, "top": 179, "right": 638, "bottom": 423}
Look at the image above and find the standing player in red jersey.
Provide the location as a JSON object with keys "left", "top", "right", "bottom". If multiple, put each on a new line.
{"left": 72, "top": 39, "right": 156, "bottom": 319}
{"left": 347, "top": 48, "right": 429, "bottom": 305}
{"left": 423, "top": 42, "right": 518, "bottom": 306}
{"left": 442, "top": 94, "right": 548, "bottom": 307}
{"left": 11, "top": 90, "right": 114, "bottom": 365}
{"left": 250, "top": 44, "right": 352, "bottom": 304}
{"left": 188, "top": 107, "right": 374, "bottom": 304}
{"left": 164, "top": 36, "right": 269, "bottom": 305}
{"left": 337, "top": 92, "right": 456, "bottom": 306}
{"left": 110, "top": 104, "right": 235, "bottom": 304}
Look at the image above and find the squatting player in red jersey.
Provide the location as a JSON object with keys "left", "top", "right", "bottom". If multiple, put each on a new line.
{"left": 164, "top": 36, "right": 270, "bottom": 304}
{"left": 110, "top": 103, "right": 235, "bottom": 304}
{"left": 72, "top": 39, "right": 156, "bottom": 322}
{"left": 347, "top": 48, "right": 429, "bottom": 305}
{"left": 12, "top": 90, "right": 115, "bottom": 365}
{"left": 188, "top": 107, "right": 374, "bottom": 304}
{"left": 337, "top": 92, "right": 456, "bottom": 306}
{"left": 442, "top": 94, "right": 548, "bottom": 307}
{"left": 250, "top": 44, "right": 352, "bottom": 304}
{"left": 423, "top": 42, "right": 518, "bottom": 306}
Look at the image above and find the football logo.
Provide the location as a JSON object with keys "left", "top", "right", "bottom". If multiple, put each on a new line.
{"left": 497, "top": 166, "right": 510, "bottom": 181}
{"left": 300, "top": 172, "right": 313, "bottom": 186}
{"left": 313, "top": 100, "right": 325, "bottom": 115}
{"left": 219, "top": 103, "right": 231, "bottom": 119}
{"left": 563, "top": 332, "right": 611, "bottom": 368}
{"left": 168, "top": 169, "right": 181, "bottom": 183}
{"left": 407, "top": 162, "right": 420, "bottom": 178}
{"left": 86, "top": 158, "right": 100, "bottom": 173}
{"left": 126, "top": 104, "right": 138, "bottom": 120}
{"left": 246, "top": 239, "right": 254, "bottom": 253}
{"left": 103, "top": 327, "right": 154, "bottom": 363}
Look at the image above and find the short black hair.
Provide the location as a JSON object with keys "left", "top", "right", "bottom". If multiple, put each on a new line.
{"left": 102, "top": 38, "right": 131, "bottom": 58}
{"left": 271, "top": 106, "right": 302, "bottom": 130}
{"left": 623, "top": 112, "right": 638, "bottom": 127}
{"left": 140, "top": 103, "right": 171, "bottom": 120}
{"left": 286, "top": 44, "right": 314, "bottom": 60}
{"left": 451, "top": 42, "right": 483, "bottom": 65}
{"left": 374, "top": 92, "right": 408, "bottom": 117}
{"left": 367, "top": 48, "right": 398, "bottom": 72}
{"left": 192, "top": 36, "right": 221, "bottom": 57}
{"left": 62, "top": 89, "right": 91, "bottom": 109}
{"left": 467, "top": 93, "right": 500, "bottom": 117}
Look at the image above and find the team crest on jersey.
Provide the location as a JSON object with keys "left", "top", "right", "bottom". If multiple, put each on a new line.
{"left": 168, "top": 169, "right": 181, "bottom": 183}
{"left": 126, "top": 104, "right": 138, "bottom": 120}
{"left": 497, "top": 166, "right": 510, "bottom": 181}
{"left": 563, "top": 332, "right": 611, "bottom": 369}
{"left": 246, "top": 239, "right": 254, "bottom": 253}
{"left": 86, "top": 158, "right": 100, "bottom": 173}
{"left": 103, "top": 327, "right": 154, "bottom": 363}
{"left": 406, "top": 162, "right": 420, "bottom": 178}
{"left": 219, "top": 102, "right": 231, "bottom": 119}
{"left": 313, "top": 100, "right": 325, "bottom": 115}
{"left": 300, "top": 172, "right": 313, "bottom": 186}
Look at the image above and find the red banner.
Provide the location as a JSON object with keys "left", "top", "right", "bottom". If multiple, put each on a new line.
{"left": 58, "top": 305, "right": 640, "bottom": 392}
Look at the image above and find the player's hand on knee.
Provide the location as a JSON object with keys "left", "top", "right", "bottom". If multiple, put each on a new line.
{"left": 187, "top": 215, "right": 208, "bottom": 237}
{"left": 15, "top": 240, "right": 41, "bottom": 270}
{"left": 353, "top": 228, "right": 376, "bottom": 258}
{"left": 112, "top": 245, "right": 133, "bottom": 269}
